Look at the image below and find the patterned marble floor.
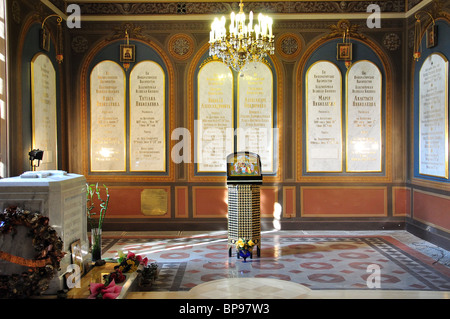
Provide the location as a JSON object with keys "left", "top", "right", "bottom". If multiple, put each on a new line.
{"left": 98, "top": 230, "right": 450, "bottom": 298}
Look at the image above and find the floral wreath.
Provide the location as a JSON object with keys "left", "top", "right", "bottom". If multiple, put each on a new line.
{"left": 0, "top": 206, "right": 66, "bottom": 298}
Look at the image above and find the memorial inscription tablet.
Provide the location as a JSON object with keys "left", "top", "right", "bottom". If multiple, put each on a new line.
{"left": 306, "top": 61, "right": 342, "bottom": 172}
{"left": 130, "top": 61, "right": 166, "bottom": 172}
{"left": 197, "top": 61, "right": 234, "bottom": 172}
{"left": 419, "top": 53, "right": 448, "bottom": 178}
{"left": 237, "top": 62, "right": 274, "bottom": 173}
{"left": 90, "top": 60, "right": 126, "bottom": 172}
{"left": 31, "top": 53, "right": 57, "bottom": 170}
{"left": 346, "top": 60, "right": 382, "bottom": 172}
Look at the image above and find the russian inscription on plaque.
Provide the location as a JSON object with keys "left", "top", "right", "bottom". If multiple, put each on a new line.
{"left": 237, "top": 62, "right": 274, "bottom": 173}
{"left": 90, "top": 60, "right": 126, "bottom": 172}
{"left": 346, "top": 60, "right": 382, "bottom": 172}
{"left": 130, "top": 61, "right": 166, "bottom": 172}
{"left": 306, "top": 61, "right": 343, "bottom": 172}
{"left": 197, "top": 61, "right": 234, "bottom": 172}
{"left": 419, "top": 53, "right": 448, "bottom": 178}
{"left": 31, "top": 53, "right": 58, "bottom": 170}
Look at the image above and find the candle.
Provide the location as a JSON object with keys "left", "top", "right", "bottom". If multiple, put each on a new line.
{"left": 268, "top": 17, "right": 273, "bottom": 38}
{"left": 231, "top": 11, "right": 235, "bottom": 29}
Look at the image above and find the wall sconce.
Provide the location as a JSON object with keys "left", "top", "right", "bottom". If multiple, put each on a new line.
{"left": 41, "top": 14, "right": 64, "bottom": 63}
{"left": 414, "top": 11, "right": 435, "bottom": 61}
{"left": 28, "top": 149, "right": 44, "bottom": 171}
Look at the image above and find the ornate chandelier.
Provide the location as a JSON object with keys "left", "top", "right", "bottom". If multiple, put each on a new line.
{"left": 209, "top": 0, "right": 275, "bottom": 72}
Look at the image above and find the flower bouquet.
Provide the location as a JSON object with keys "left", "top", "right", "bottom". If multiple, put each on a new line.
{"left": 115, "top": 251, "right": 148, "bottom": 273}
{"left": 104, "top": 269, "right": 126, "bottom": 285}
{"left": 236, "top": 238, "right": 255, "bottom": 262}
{"left": 88, "top": 280, "right": 122, "bottom": 299}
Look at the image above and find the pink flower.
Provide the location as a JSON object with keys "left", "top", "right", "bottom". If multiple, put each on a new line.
{"left": 88, "top": 279, "right": 122, "bottom": 299}
{"left": 126, "top": 252, "right": 135, "bottom": 259}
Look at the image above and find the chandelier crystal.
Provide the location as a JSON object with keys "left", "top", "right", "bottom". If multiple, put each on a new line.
{"left": 209, "top": 0, "right": 275, "bottom": 72}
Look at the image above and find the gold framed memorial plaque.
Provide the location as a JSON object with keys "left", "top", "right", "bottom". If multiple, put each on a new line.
{"left": 305, "top": 60, "right": 343, "bottom": 172}
{"left": 196, "top": 60, "right": 234, "bottom": 173}
{"left": 346, "top": 60, "right": 382, "bottom": 172}
{"left": 237, "top": 61, "right": 275, "bottom": 174}
{"left": 90, "top": 60, "right": 126, "bottom": 172}
{"left": 129, "top": 60, "right": 166, "bottom": 172}
{"left": 418, "top": 53, "right": 448, "bottom": 179}
{"left": 31, "top": 53, "right": 58, "bottom": 171}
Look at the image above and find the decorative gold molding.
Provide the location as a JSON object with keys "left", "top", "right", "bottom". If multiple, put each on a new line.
{"left": 276, "top": 32, "right": 303, "bottom": 61}
{"left": 106, "top": 22, "right": 152, "bottom": 43}
{"left": 168, "top": 33, "right": 195, "bottom": 60}
{"left": 322, "top": 19, "right": 366, "bottom": 41}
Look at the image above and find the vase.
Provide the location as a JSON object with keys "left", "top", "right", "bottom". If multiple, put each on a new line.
{"left": 91, "top": 228, "right": 102, "bottom": 261}
{"left": 238, "top": 249, "right": 251, "bottom": 262}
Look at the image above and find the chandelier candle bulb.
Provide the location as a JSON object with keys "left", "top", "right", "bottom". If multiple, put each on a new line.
{"left": 255, "top": 24, "right": 260, "bottom": 39}
{"left": 268, "top": 18, "right": 273, "bottom": 38}
{"left": 231, "top": 11, "right": 235, "bottom": 29}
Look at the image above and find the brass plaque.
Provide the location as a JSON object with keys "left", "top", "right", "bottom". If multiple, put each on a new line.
{"left": 141, "top": 188, "right": 168, "bottom": 216}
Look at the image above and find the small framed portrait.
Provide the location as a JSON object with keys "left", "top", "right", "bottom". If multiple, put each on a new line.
{"left": 337, "top": 43, "right": 352, "bottom": 61}
{"left": 426, "top": 24, "right": 437, "bottom": 48}
{"left": 120, "top": 44, "right": 135, "bottom": 63}
{"left": 70, "top": 239, "right": 84, "bottom": 275}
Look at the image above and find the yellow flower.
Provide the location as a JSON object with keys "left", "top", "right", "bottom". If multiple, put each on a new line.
{"left": 248, "top": 240, "right": 254, "bottom": 247}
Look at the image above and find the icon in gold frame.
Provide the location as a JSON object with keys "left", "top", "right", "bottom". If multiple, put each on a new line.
{"left": 337, "top": 43, "right": 352, "bottom": 61}
{"left": 120, "top": 44, "right": 135, "bottom": 63}
{"left": 426, "top": 24, "right": 437, "bottom": 48}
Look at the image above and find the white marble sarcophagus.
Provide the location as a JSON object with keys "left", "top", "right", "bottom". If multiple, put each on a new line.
{"left": 0, "top": 170, "right": 87, "bottom": 294}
